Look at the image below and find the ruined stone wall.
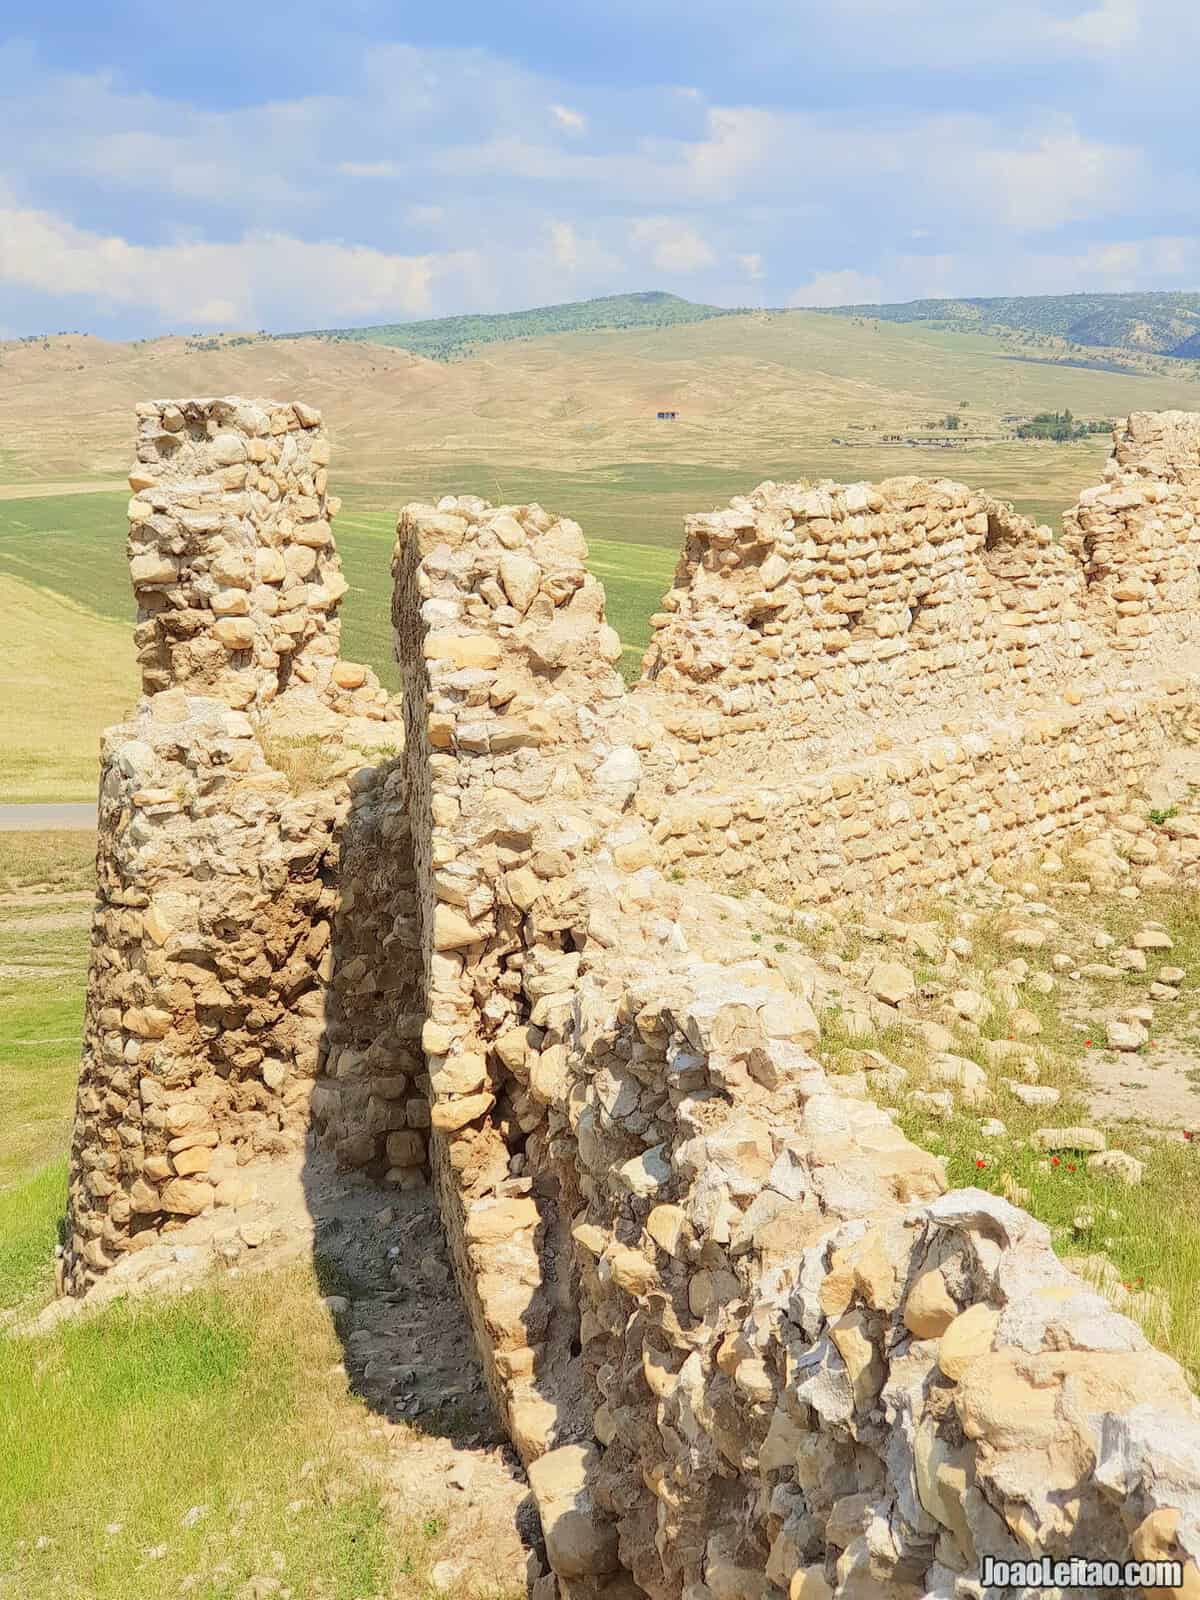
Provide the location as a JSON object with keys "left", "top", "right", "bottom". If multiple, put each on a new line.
{"left": 638, "top": 480, "right": 1096, "bottom": 767}
{"left": 625, "top": 417, "right": 1200, "bottom": 906}
{"left": 64, "top": 399, "right": 397, "bottom": 1292}
{"left": 384, "top": 460, "right": 1200, "bottom": 1600}
{"left": 384, "top": 472, "right": 1200, "bottom": 1600}
{"left": 308, "top": 757, "right": 431, "bottom": 1186}
{"left": 128, "top": 397, "right": 348, "bottom": 708}
{"left": 390, "top": 492, "right": 638, "bottom": 1455}
{"left": 644, "top": 676, "right": 1198, "bottom": 905}
{"left": 540, "top": 964, "right": 1200, "bottom": 1600}
{"left": 67, "top": 406, "right": 1200, "bottom": 1595}
{"left": 1064, "top": 411, "right": 1200, "bottom": 652}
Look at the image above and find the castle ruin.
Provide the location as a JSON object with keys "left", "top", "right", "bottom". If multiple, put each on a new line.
{"left": 63, "top": 400, "right": 1200, "bottom": 1600}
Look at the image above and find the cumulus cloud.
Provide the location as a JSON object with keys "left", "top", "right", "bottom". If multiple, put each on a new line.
{"left": 630, "top": 217, "right": 716, "bottom": 273}
{"left": 549, "top": 220, "right": 581, "bottom": 269}
{"left": 788, "top": 270, "right": 884, "bottom": 308}
{"left": 0, "top": 20, "right": 1196, "bottom": 337}
{"left": 0, "top": 204, "right": 477, "bottom": 327}
{"left": 1044, "top": 0, "right": 1141, "bottom": 53}
{"left": 968, "top": 122, "right": 1140, "bottom": 230}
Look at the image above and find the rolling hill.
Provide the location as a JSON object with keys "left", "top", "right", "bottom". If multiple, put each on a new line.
{"left": 815, "top": 291, "right": 1200, "bottom": 363}
{"left": 280, "top": 290, "right": 740, "bottom": 360}
{"left": 4, "top": 308, "right": 1199, "bottom": 493}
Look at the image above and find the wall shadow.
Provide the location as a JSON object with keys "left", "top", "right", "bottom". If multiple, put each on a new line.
{"left": 298, "top": 763, "right": 544, "bottom": 1584}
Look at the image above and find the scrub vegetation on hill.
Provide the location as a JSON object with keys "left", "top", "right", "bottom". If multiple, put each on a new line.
{"left": 282, "top": 290, "right": 738, "bottom": 360}
{"left": 818, "top": 290, "right": 1200, "bottom": 363}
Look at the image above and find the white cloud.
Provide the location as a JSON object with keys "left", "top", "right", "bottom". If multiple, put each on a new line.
{"left": 682, "top": 107, "right": 778, "bottom": 197}
{"left": 549, "top": 104, "right": 587, "bottom": 135}
{"left": 0, "top": 204, "right": 477, "bottom": 327}
{"left": 629, "top": 217, "right": 716, "bottom": 274}
{"left": 1044, "top": 0, "right": 1141, "bottom": 54}
{"left": 0, "top": 27, "right": 1195, "bottom": 338}
{"left": 549, "top": 220, "right": 581, "bottom": 269}
{"left": 969, "top": 122, "right": 1140, "bottom": 230}
{"left": 788, "top": 269, "right": 884, "bottom": 308}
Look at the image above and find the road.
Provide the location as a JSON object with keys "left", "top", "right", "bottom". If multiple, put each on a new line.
{"left": 0, "top": 803, "right": 97, "bottom": 832}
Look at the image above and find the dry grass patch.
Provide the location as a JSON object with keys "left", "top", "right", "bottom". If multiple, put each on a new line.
{"left": 0, "top": 575, "right": 136, "bottom": 803}
{"left": 840, "top": 875, "right": 1200, "bottom": 1384}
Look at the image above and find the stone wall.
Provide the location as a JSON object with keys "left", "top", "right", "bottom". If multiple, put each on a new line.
{"left": 66, "top": 404, "right": 1200, "bottom": 1595}
{"left": 643, "top": 677, "right": 1198, "bottom": 905}
{"left": 63, "top": 398, "right": 398, "bottom": 1293}
{"left": 640, "top": 482, "right": 1095, "bottom": 765}
{"left": 390, "top": 492, "right": 634, "bottom": 1451}
{"left": 383, "top": 467, "right": 1200, "bottom": 1599}
{"left": 128, "top": 397, "right": 349, "bottom": 708}
{"left": 308, "top": 757, "right": 431, "bottom": 1185}
{"left": 544, "top": 964, "right": 1200, "bottom": 1600}
{"left": 1064, "top": 411, "right": 1200, "bottom": 652}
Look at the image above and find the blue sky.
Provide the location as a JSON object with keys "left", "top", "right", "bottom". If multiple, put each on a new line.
{"left": 0, "top": 0, "right": 1196, "bottom": 338}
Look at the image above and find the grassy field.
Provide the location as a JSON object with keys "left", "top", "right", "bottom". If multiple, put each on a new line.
{"left": 0, "top": 831, "right": 95, "bottom": 1308}
{"left": 1, "top": 1258, "right": 412, "bottom": 1598}
{"left": 0, "top": 832, "right": 504, "bottom": 1600}
{"left": 0, "top": 572, "right": 138, "bottom": 803}
{"left": 800, "top": 877, "right": 1200, "bottom": 1385}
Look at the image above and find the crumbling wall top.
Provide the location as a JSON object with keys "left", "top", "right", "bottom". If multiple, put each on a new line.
{"left": 128, "top": 396, "right": 347, "bottom": 710}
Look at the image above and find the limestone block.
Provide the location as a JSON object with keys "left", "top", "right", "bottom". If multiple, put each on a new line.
{"left": 160, "top": 1177, "right": 214, "bottom": 1216}
{"left": 429, "top": 1092, "right": 495, "bottom": 1132}
{"left": 938, "top": 1304, "right": 1000, "bottom": 1381}
{"left": 527, "top": 1445, "right": 620, "bottom": 1579}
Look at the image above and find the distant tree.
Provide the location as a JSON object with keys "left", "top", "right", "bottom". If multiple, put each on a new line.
{"left": 944, "top": 413, "right": 961, "bottom": 430}
{"left": 959, "top": 399, "right": 969, "bottom": 407}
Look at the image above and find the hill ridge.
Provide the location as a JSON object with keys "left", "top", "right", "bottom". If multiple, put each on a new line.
{"left": 276, "top": 290, "right": 741, "bottom": 360}
{"left": 814, "top": 289, "right": 1200, "bottom": 362}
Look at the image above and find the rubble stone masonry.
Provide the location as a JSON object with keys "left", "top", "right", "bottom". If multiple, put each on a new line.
{"left": 65, "top": 403, "right": 1200, "bottom": 1598}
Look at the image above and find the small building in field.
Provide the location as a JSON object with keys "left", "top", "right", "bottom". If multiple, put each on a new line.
{"left": 656, "top": 410, "right": 678, "bottom": 421}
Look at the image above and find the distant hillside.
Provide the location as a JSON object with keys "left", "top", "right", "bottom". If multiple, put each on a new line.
{"left": 815, "top": 292, "right": 1200, "bottom": 362}
{"left": 281, "top": 291, "right": 740, "bottom": 361}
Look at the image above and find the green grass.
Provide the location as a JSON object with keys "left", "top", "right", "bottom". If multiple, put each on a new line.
{"left": 0, "top": 1270, "right": 399, "bottom": 1600}
{"left": 834, "top": 878, "right": 1200, "bottom": 1384}
{"left": 0, "top": 491, "right": 131, "bottom": 622}
{"left": 0, "top": 1159, "right": 65, "bottom": 1311}
{"left": 0, "top": 570, "right": 137, "bottom": 802}
{"left": 0, "top": 833, "right": 93, "bottom": 1188}
{"left": 0, "top": 830, "right": 96, "bottom": 893}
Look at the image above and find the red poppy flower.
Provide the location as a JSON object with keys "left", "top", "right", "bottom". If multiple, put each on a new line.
{"left": 1067, "top": 1162, "right": 1077, "bottom": 1173}
{"left": 1051, "top": 1156, "right": 1061, "bottom": 1166}
{"left": 1085, "top": 1039, "right": 1093, "bottom": 1048}
{"left": 975, "top": 1159, "right": 987, "bottom": 1169}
